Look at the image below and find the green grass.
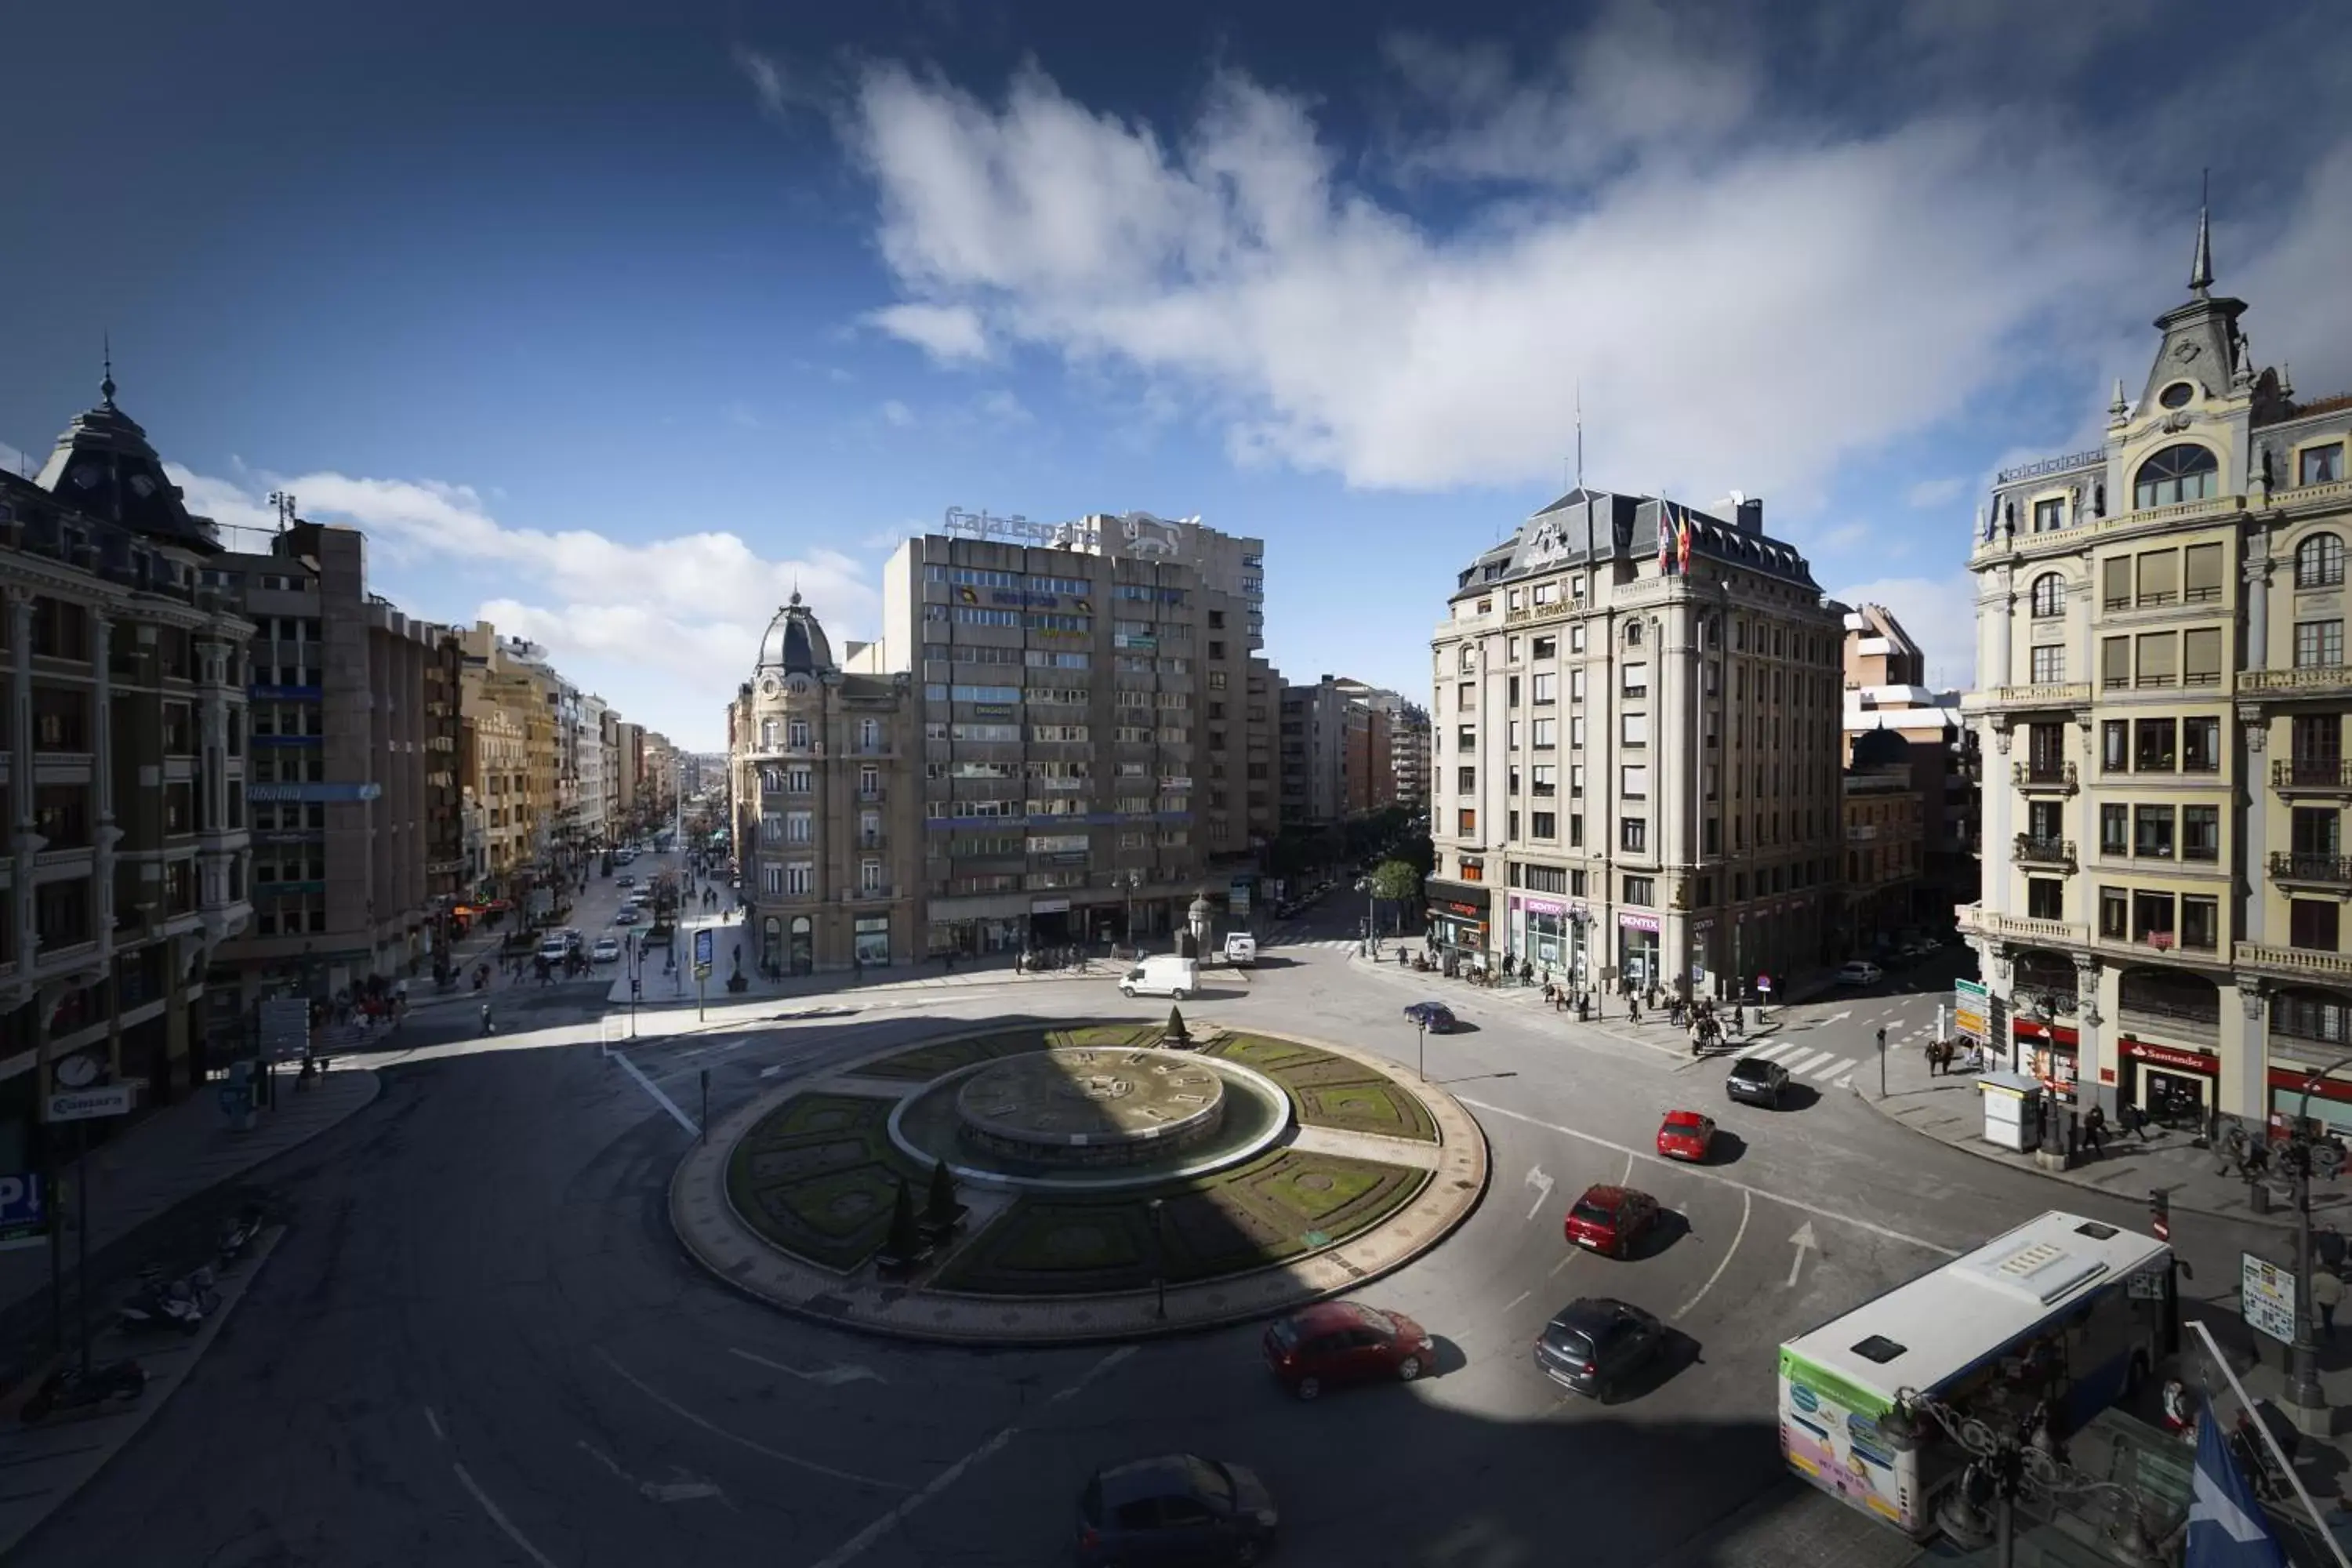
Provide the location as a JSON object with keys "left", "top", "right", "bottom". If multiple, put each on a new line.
{"left": 856, "top": 1032, "right": 1058, "bottom": 1081}
{"left": 1205, "top": 1035, "right": 1439, "bottom": 1142}
{"left": 726, "top": 1093, "right": 918, "bottom": 1270}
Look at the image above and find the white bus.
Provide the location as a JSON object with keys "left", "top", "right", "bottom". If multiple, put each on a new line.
{"left": 1777, "top": 1210, "right": 2177, "bottom": 1540}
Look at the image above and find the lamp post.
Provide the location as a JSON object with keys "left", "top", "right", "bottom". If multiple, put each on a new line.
{"left": 2251, "top": 1053, "right": 2352, "bottom": 1423}
{"left": 1149, "top": 1198, "right": 1167, "bottom": 1320}
{"left": 1417, "top": 1016, "right": 1428, "bottom": 1082}
{"left": 1120, "top": 869, "right": 1142, "bottom": 947}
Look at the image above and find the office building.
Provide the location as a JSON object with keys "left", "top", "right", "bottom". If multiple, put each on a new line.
{"left": 1841, "top": 604, "right": 1980, "bottom": 917}
{"left": 1428, "top": 486, "right": 1844, "bottom": 996}
{"left": 1840, "top": 731, "right": 1926, "bottom": 946}
{"left": 1964, "top": 207, "right": 2352, "bottom": 1130}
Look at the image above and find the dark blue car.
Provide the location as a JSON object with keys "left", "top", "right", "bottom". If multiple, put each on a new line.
{"left": 1403, "top": 1001, "right": 1457, "bottom": 1033}
{"left": 1077, "top": 1454, "right": 1278, "bottom": 1565}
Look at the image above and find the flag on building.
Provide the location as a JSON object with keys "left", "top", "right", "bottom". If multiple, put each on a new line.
{"left": 2187, "top": 1396, "right": 2285, "bottom": 1566}
{"left": 1657, "top": 501, "right": 1673, "bottom": 574}
{"left": 1677, "top": 512, "right": 1693, "bottom": 576}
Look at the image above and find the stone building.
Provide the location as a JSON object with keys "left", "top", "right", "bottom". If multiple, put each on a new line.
{"left": 729, "top": 593, "right": 920, "bottom": 975}
{"left": 1841, "top": 604, "right": 1980, "bottom": 920}
{"left": 0, "top": 371, "right": 252, "bottom": 1145}
{"left": 1839, "top": 730, "right": 1926, "bottom": 947}
{"left": 1964, "top": 206, "right": 2352, "bottom": 1131}
{"left": 1428, "top": 486, "right": 1844, "bottom": 996}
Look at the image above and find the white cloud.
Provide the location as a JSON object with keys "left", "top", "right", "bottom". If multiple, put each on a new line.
{"left": 167, "top": 462, "right": 871, "bottom": 750}
{"left": 1905, "top": 476, "right": 1965, "bottom": 509}
{"left": 880, "top": 398, "right": 915, "bottom": 427}
{"left": 2241, "top": 141, "right": 2352, "bottom": 404}
{"left": 864, "top": 301, "right": 991, "bottom": 363}
{"left": 733, "top": 45, "right": 829, "bottom": 122}
{"left": 976, "top": 389, "right": 1032, "bottom": 425}
{"left": 1833, "top": 573, "right": 1977, "bottom": 691}
{"left": 1814, "top": 521, "right": 1868, "bottom": 550}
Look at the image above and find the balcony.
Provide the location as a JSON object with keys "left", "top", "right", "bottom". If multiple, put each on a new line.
{"left": 841, "top": 884, "right": 897, "bottom": 904}
{"left": 1967, "top": 682, "right": 2092, "bottom": 713}
{"left": 2013, "top": 835, "right": 2078, "bottom": 873}
{"left": 2012, "top": 760, "right": 2078, "bottom": 793}
{"left": 2236, "top": 940, "right": 2352, "bottom": 984}
{"left": 2268, "top": 851, "right": 2352, "bottom": 888}
{"left": 857, "top": 833, "right": 888, "bottom": 851}
{"left": 1957, "top": 905, "right": 2089, "bottom": 949}
{"left": 2115, "top": 998, "right": 2221, "bottom": 1047}
{"left": 2241, "top": 665, "right": 2352, "bottom": 699}
{"left": 2272, "top": 757, "right": 2352, "bottom": 795}
{"left": 858, "top": 786, "right": 887, "bottom": 804}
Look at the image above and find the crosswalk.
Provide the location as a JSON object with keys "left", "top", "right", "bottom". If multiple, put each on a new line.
{"left": 1723, "top": 1036, "right": 1862, "bottom": 1091}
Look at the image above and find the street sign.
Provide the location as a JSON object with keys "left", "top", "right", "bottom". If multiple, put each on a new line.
{"left": 0, "top": 1174, "right": 47, "bottom": 1250}
{"left": 47, "top": 1085, "right": 135, "bottom": 1123}
{"left": 694, "top": 929, "right": 714, "bottom": 968}
{"left": 259, "top": 996, "right": 310, "bottom": 1064}
{"left": 1954, "top": 978, "right": 1990, "bottom": 1044}
{"left": 1757, "top": 975, "right": 1773, "bottom": 996}
{"left": 2242, "top": 1252, "right": 2298, "bottom": 1345}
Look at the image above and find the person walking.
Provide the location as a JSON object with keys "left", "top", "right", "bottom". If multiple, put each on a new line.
{"left": 2316, "top": 1265, "right": 2343, "bottom": 1341}
{"left": 2083, "top": 1104, "right": 2107, "bottom": 1160}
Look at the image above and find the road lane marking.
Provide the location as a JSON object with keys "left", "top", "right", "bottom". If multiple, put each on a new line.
{"left": 730, "top": 1347, "right": 885, "bottom": 1387}
{"left": 1788, "top": 1221, "right": 1820, "bottom": 1287}
{"left": 423, "top": 1406, "right": 445, "bottom": 1442}
{"left": 1503, "top": 1290, "right": 1531, "bottom": 1313}
{"left": 1750, "top": 1040, "right": 1799, "bottom": 1061}
{"left": 612, "top": 1050, "right": 700, "bottom": 1135}
{"left": 1673, "top": 1188, "right": 1750, "bottom": 1322}
{"left": 1780, "top": 1050, "right": 1831, "bottom": 1076}
{"left": 1805, "top": 1054, "right": 1854, "bottom": 1081}
{"left": 594, "top": 1349, "right": 905, "bottom": 1490}
{"left": 1461, "top": 1099, "right": 1959, "bottom": 1258}
{"left": 452, "top": 1462, "right": 561, "bottom": 1568}
{"left": 808, "top": 1345, "right": 1136, "bottom": 1568}
{"left": 1525, "top": 1165, "right": 1555, "bottom": 1220}
{"left": 578, "top": 1440, "right": 728, "bottom": 1504}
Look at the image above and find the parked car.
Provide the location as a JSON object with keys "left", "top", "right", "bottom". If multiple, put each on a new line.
{"left": 591, "top": 936, "right": 622, "bottom": 964}
{"left": 1655, "top": 1110, "right": 1715, "bottom": 1163}
{"left": 1120, "top": 955, "right": 1199, "bottom": 1000}
{"left": 535, "top": 936, "right": 571, "bottom": 963}
{"left": 1533, "top": 1297, "right": 1667, "bottom": 1402}
{"left": 1563, "top": 1184, "right": 1658, "bottom": 1258}
{"left": 1403, "top": 1001, "right": 1457, "bottom": 1033}
{"left": 1076, "top": 1455, "right": 1279, "bottom": 1567}
{"left": 1224, "top": 932, "right": 1258, "bottom": 967}
{"left": 1726, "top": 1056, "right": 1791, "bottom": 1109}
{"left": 1835, "top": 960, "right": 1884, "bottom": 986}
{"left": 1261, "top": 1301, "right": 1434, "bottom": 1400}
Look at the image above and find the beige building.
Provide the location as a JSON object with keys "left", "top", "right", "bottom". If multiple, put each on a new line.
{"left": 1963, "top": 208, "right": 2352, "bottom": 1131}
{"left": 1428, "top": 487, "right": 1844, "bottom": 996}
{"left": 1841, "top": 604, "right": 1980, "bottom": 916}
{"left": 1, "top": 374, "right": 253, "bottom": 1137}
{"left": 729, "top": 594, "right": 920, "bottom": 974}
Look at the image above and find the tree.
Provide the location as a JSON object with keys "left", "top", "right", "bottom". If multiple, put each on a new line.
{"left": 924, "top": 1160, "right": 962, "bottom": 1230}
{"left": 883, "top": 1178, "right": 922, "bottom": 1262}
{"left": 1368, "top": 858, "right": 1421, "bottom": 904}
{"left": 1165, "top": 1004, "right": 1189, "bottom": 1045}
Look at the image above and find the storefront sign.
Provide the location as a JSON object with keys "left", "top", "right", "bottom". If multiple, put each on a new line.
{"left": 1617, "top": 912, "right": 1661, "bottom": 933}
{"left": 2266, "top": 1067, "right": 2352, "bottom": 1105}
{"left": 247, "top": 782, "right": 384, "bottom": 804}
{"left": 0, "top": 1174, "right": 48, "bottom": 1250}
{"left": 973, "top": 703, "right": 1015, "bottom": 720}
{"left": 2243, "top": 1254, "right": 2298, "bottom": 1346}
{"left": 1430, "top": 899, "right": 1486, "bottom": 920}
{"left": 1029, "top": 898, "right": 1072, "bottom": 914}
{"left": 2120, "top": 1038, "right": 2220, "bottom": 1076}
{"left": 1519, "top": 896, "right": 1568, "bottom": 917}
{"left": 2012, "top": 1018, "right": 2079, "bottom": 1048}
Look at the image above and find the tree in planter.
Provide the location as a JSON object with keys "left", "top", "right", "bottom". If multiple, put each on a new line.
{"left": 1164, "top": 1005, "right": 1189, "bottom": 1047}
{"left": 883, "top": 1178, "right": 923, "bottom": 1263}
{"left": 924, "top": 1160, "right": 964, "bottom": 1234}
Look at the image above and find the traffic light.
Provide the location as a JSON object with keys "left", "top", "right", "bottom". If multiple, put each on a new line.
{"left": 2150, "top": 1188, "right": 2171, "bottom": 1241}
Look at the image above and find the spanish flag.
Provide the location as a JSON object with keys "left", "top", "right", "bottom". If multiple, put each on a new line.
{"left": 1677, "top": 513, "right": 1693, "bottom": 575}
{"left": 1657, "top": 501, "right": 1674, "bottom": 574}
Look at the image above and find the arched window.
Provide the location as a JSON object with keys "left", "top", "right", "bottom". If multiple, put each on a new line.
{"left": 2029, "top": 574, "right": 2065, "bottom": 619}
{"left": 2296, "top": 532, "right": 2346, "bottom": 590}
{"left": 2132, "top": 444, "right": 2218, "bottom": 509}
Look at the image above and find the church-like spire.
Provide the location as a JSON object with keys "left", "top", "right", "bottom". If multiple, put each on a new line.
{"left": 2188, "top": 172, "right": 2213, "bottom": 297}
{"left": 100, "top": 333, "right": 117, "bottom": 408}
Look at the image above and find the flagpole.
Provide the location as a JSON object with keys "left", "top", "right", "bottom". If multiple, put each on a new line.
{"left": 2187, "top": 1318, "right": 2346, "bottom": 1561}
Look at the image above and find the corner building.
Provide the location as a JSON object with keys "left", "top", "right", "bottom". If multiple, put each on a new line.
{"left": 1428, "top": 488, "right": 1844, "bottom": 998}
{"left": 1965, "top": 211, "right": 2352, "bottom": 1133}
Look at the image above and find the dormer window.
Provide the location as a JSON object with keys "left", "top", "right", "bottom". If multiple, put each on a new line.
{"left": 2133, "top": 444, "right": 2218, "bottom": 509}
{"left": 2158, "top": 381, "right": 2195, "bottom": 410}
{"left": 2032, "top": 499, "right": 2064, "bottom": 533}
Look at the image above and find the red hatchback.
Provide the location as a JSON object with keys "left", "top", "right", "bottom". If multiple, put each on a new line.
{"left": 1262, "top": 1301, "right": 1435, "bottom": 1400}
{"left": 1656, "top": 1109, "right": 1716, "bottom": 1163}
{"left": 1563, "top": 1184, "right": 1659, "bottom": 1258}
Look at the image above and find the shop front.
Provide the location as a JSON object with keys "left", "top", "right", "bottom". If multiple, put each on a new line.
{"left": 854, "top": 915, "right": 891, "bottom": 967}
{"left": 2013, "top": 1017, "right": 2080, "bottom": 1106}
{"left": 1507, "top": 895, "right": 1583, "bottom": 975}
{"left": 1028, "top": 898, "right": 1074, "bottom": 946}
{"left": 1617, "top": 911, "right": 1661, "bottom": 996}
{"left": 1425, "top": 881, "right": 1492, "bottom": 969}
{"left": 2118, "top": 1037, "right": 2219, "bottom": 1127}
{"left": 2266, "top": 1062, "right": 2352, "bottom": 1141}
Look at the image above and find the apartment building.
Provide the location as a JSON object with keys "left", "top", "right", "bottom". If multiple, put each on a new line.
{"left": 1428, "top": 487, "right": 1844, "bottom": 996}
{"left": 864, "top": 510, "right": 1274, "bottom": 953}
{"left": 0, "top": 376, "right": 252, "bottom": 1136}
{"left": 1841, "top": 731, "right": 1926, "bottom": 946}
{"left": 1279, "top": 678, "right": 1346, "bottom": 826}
{"left": 1841, "top": 604, "right": 1980, "bottom": 917}
{"left": 1390, "top": 701, "right": 1432, "bottom": 810}
{"left": 1965, "top": 211, "right": 2352, "bottom": 1131}
{"left": 728, "top": 593, "right": 920, "bottom": 973}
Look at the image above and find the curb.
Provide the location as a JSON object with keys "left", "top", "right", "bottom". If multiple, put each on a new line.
{"left": 1850, "top": 1082, "right": 2304, "bottom": 1233}
{"left": 668, "top": 1021, "right": 1493, "bottom": 1346}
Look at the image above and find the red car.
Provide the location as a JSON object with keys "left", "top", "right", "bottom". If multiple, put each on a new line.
{"left": 1563, "top": 1184, "right": 1659, "bottom": 1258}
{"left": 1657, "top": 1110, "right": 1716, "bottom": 1163}
{"left": 1262, "top": 1301, "right": 1435, "bottom": 1400}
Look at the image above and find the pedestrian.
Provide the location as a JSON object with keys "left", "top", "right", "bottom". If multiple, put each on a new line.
{"left": 2083, "top": 1104, "right": 2107, "bottom": 1160}
{"left": 2316, "top": 1266, "right": 2344, "bottom": 1340}
{"left": 2319, "top": 1224, "right": 2347, "bottom": 1272}
{"left": 2118, "top": 1100, "right": 2149, "bottom": 1142}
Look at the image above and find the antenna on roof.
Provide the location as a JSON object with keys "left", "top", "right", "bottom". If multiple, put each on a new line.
{"left": 1575, "top": 380, "right": 1584, "bottom": 491}
{"left": 268, "top": 491, "right": 296, "bottom": 534}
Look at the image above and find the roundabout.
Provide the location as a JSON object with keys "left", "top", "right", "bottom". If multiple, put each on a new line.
{"left": 671, "top": 1019, "right": 1490, "bottom": 1343}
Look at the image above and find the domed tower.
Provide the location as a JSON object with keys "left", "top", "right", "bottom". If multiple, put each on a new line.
{"left": 756, "top": 591, "right": 837, "bottom": 679}
{"left": 34, "top": 359, "right": 220, "bottom": 551}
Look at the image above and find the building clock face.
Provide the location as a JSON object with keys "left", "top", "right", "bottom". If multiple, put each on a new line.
{"left": 760, "top": 676, "right": 780, "bottom": 695}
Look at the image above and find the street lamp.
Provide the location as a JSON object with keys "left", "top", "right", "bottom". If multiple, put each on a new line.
{"left": 1356, "top": 877, "right": 1376, "bottom": 949}
{"left": 1416, "top": 1016, "right": 1428, "bottom": 1081}
{"left": 1148, "top": 1198, "right": 1167, "bottom": 1320}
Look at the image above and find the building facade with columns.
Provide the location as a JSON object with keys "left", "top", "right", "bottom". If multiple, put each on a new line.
{"left": 1963, "top": 208, "right": 2352, "bottom": 1132}
{"left": 0, "top": 376, "right": 254, "bottom": 1153}
{"left": 1428, "top": 486, "right": 1844, "bottom": 997}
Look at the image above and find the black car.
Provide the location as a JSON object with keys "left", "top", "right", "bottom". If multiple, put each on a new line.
{"left": 1403, "top": 1001, "right": 1457, "bottom": 1033}
{"left": 1533, "top": 1296, "right": 1665, "bottom": 1401}
{"left": 1078, "top": 1454, "right": 1279, "bottom": 1566}
{"left": 1726, "top": 1055, "right": 1791, "bottom": 1109}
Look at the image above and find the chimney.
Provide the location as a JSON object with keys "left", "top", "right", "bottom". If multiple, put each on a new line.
{"left": 1737, "top": 496, "right": 1764, "bottom": 535}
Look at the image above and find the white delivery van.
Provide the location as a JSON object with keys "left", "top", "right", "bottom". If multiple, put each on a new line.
{"left": 1120, "top": 955, "right": 1200, "bottom": 1000}
{"left": 1222, "top": 932, "right": 1258, "bottom": 967}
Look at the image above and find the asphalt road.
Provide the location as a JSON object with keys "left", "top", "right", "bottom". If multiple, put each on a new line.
{"left": 7, "top": 887, "right": 2284, "bottom": 1568}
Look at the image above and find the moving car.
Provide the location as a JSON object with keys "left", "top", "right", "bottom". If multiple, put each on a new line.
{"left": 1655, "top": 1110, "right": 1715, "bottom": 1163}
{"left": 1077, "top": 1455, "right": 1279, "bottom": 1566}
{"left": 1533, "top": 1297, "right": 1667, "bottom": 1402}
{"left": 591, "top": 936, "right": 622, "bottom": 964}
{"left": 614, "top": 906, "right": 641, "bottom": 925}
{"left": 535, "top": 936, "right": 570, "bottom": 963}
{"left": 1120, "top": 954, "right": 1199, "bottom": 1000}
{"left": 615, "top": 873, "right": 635, "bottom": 887}
{"left": 1403, "top": 1000, "right": 1457, "bottom": 1033}
{"left": 1726, "top": 1055, "right": 1791, "bottom": 1109}
{"left": 1835, "top": 960, "right": 1884, "bottom": 986}
{"left": 1261, "top": 1301, "right": 1433, "bottom": 1401}
{"left": 1563, "top": 1184, "right": 1658, "bottom": 1258}
{"left": 1223, "top": 932, "right": 1258, "bottom": 967}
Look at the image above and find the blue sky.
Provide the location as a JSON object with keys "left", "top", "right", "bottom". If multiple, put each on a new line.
{"left": 4, "top": 0, "right": 2349, "bottom": 752}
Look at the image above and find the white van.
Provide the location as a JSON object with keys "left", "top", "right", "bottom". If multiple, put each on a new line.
{"left": 1120, "top": 955, "right": 1200, "bottom": 1000}
{"left": 1222, "top": 932, "right": 1258, "bottom": 967}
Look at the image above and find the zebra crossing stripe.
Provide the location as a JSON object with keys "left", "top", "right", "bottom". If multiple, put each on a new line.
{"left": 1780, "top": 1049, "right": 1832, "bottom": 1076}
{"left": 1805, "top": 1054, "right": 1854, "bottom": 1080}
{"left": 1749, "top": 1040, "right": 1801, "bottom": 1062}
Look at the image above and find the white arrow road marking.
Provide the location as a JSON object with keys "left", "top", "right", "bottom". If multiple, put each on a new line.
{"left": 1525, "top": 1164, "right": 1555, "bottom": 1221}
{"left": 452, "top": 1464, "right": 561, "bottom": 1568}
{"left": 1674, "top": 1188, "right": 1751, "bottom": 1321}
{"left": 596, "top": 1349, "right": 906, "bottom": 1490}
{"left": 731, "top": 1347, "right": 887, "bottom": 1387}
{"left": 1824, "top": 1010, "right": 1853, "bottom": 1025}
{"left": 579, "top": 1441, "right": 728, "bottom": 1504}
{"left": 1788, "top": 1221, "right": 1818, "bottom": 1287}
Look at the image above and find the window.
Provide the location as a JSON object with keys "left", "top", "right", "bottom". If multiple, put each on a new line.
{"left": 2303, "top": 445, "right": 2347, "bottom": 488}
{"left": 2135, "top": 549, "right": 2180, "bottom": 607}
{"left": 1625, "top": 621, "right": 1643, "bottom": 647}
{"left": 1621, "top": 818, "right": 1648, "bottom": 853}
{"left": 787, "top": 719, "right": 811, "bottom": 749}
{"left": 2027, "top": 878, "right": 2065, "bottom": 920}
{"left": 1457, "top": 808, "right": 1478, "bottom": 838}
{"left": 1457, "top": 765, "right": 1475, "bottom": 793}
{"left": 2181, "top": 629, "right": 2223, "bottom": 687}
{"left": 2292, "top": 899, "right": 2341, "bottom": 953}
{"left": 1570, "top": 624, "right": 1586, "bottom": 654}
{"left": 786, "top": 811, "right": 814, "bottom": 844}
{"left": 2135, "top": 719, "right": 2176, "bottom": 771}
{"left": 2296, "top": 619, "right": 2344, "bottom": 669}
{"left": 2295, "top": 714, "right": 2343, "bottom": 766}
{"left": 1624, "top": 875, "right": 1655, "bottom": 906}
{"left": 1532, "top": 764, "right": 1556, "bottom": 797}
{"left": 2103, "top": 557, "right": 2132, "bottom": 611}
{"left": 2030, "top": 574, "right": 2066, "bottom": 618}
{"left": 2292, "top": 806, "right": 2339, "bottom": 858}
{"left": 2298, "top": 533, "right": 2347, "bottom": 589}
{"left": 1533, "top": 717, "right": 1558, "bottom": 750}
{"left": 1532, "top": 671, "right": 1556, "bottom": 704}
{"left": 1459, "top": 681, "right": 1477, "bottom": 712}
{"left": 1568, "top": 763, "right": 1584, "bottom": 797}
{"left": 1506, "top": 676, "right": 1520, "bottom": 707}
{"left": 1621, "top": 764, "right": 1649, "bottom": 799}
{"left": 785, "top": 862, "right": 813, "bottom": 895}
{"left": 1570, "top": 815, "right": 1584, "bottom": 847}
{"left": 2131, "top": 890, "right": 2175, "bottom": 941}
{"left": 2103, "top": 720, "right": 2129, "bottom": 773}
{"left": 1570, "top": 668, "right": 1587, "bottom": 703}
{"left": 1457, "top": 725, "right": 1477, "bottom": 753}
{"left": 2100, "top": 887, "right": 2129, "bottom": 939}
{"left": 2183, "top": 805, "right": 2221, "bottom": 862}
{"left": 2133, "top": 444, "right": 2218, "bottom": 509}
{"left": 2030, "top": 645, "right": 2064, "bottom": 683}
{"left": 1531, "top": 811, "right": 1557, "bottom": 838}
{"left": 1508, "top": 720, "right": 1523, "bottom": 750}
{"left": 1531, "top": 635, "right": 1555, "bottom": 660}
{"left": 2100, "top": 803, "right": 2128, "bottom": 856}
{"left": 2133, "top": 804, "right": 2174, "bottom": 859}
{"left": 1621, "top": 713, "right": 1648, "bottom": 746}
{"left": 2033, "top": 498, "right": 2064, "bottom": 533}
{"left": 1621, "top": 662, "right": 1648, "bottom": 696}
{"left": 2133, "top": 632, "right": 2176, "bottom": 688}
{"left": 2101, "top": 637, "right": 2131, "bottom": 691}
